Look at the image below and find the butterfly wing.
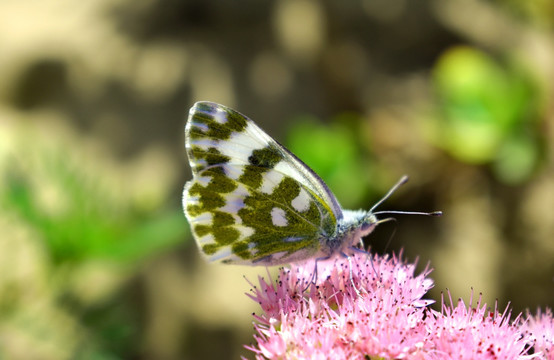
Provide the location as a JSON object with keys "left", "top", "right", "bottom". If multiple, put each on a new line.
{"left": 183, "top": 101, "right": 343, "bottom": 265}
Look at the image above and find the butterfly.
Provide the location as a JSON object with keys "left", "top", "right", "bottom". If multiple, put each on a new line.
{"left": 182, "top": 101, "right": 440, "bottom": 279}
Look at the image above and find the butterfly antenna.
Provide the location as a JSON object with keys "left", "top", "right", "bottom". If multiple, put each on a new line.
{"left": 369, "top": 175, "right": 409, "bottom": 213}
{"left": 373, "top": 210, "right": 443, "bottom": 216}
{"left": 370, "top": 175, "right": 442, "bottom": 217}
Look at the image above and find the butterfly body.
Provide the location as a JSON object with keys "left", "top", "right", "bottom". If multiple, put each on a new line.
{"left": 253, "top": 210, "right": 378, "bottom": 266}
{"left": 183, "top": 102, "right": 384, "bottom": 267}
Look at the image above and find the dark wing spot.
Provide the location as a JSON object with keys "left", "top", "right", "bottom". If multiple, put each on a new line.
{"left": 248, "top": 145, "right": 281, "bottom": 169}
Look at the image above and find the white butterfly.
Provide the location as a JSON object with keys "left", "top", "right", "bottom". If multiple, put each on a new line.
{"left": 182, "top": 102, "right": 440, "bottom": 280}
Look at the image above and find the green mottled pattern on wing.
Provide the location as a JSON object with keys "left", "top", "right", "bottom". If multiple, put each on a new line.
{"left": 183, "top": 102, "right": 338, "bottom": 264}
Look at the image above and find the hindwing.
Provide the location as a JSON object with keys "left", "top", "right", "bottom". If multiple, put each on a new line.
{"left": 183, "top": 102, "right": 343, "bottom": 264}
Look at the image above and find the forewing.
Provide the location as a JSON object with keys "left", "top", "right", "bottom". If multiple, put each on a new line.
{"left": 183, "top": 102, "right": 342, "bottom": 265}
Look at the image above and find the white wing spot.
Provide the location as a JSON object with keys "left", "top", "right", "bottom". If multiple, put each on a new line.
{"left": 274, "top": 161, "right": 307, "bottom": 192}
{"left": 215, "top": 122, "right": 268, "bottom": 164}
{"left": 192, "top": 212, "right": 213, "bottom": 224}
{"left": 222, "top": 164, "right": 243, "bottom": 180}
{"left": 193, "top": 122, "right": 209, "bottom": 132}
{"left": 291, "top": 187, "right": 310, "bottom": 212}
{"left": 219, "top": 183, "right": 250, "bottom": 224}
{"left": 196, "top": 233, "right": 215, "bottom": 246}
{"left": 271, "top": 207, "right": 288, "bottom": 227}
{"left": 191, "top": 138, "right": 218, "bottom": 148}
{"left": 213, "top": 107, "right": 228, "bottom": 123}
{"left": 196, "top": 175, "right": 212, "bottom": 186}
{"left": 236, "top": 225, "right": 255, "bottom": 238}
{"left": 260, "top": 171, "right": 284, "bottom": 194}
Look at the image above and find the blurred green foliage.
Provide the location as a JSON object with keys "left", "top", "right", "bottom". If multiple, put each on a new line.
{"left": 0, "top": 125, "right": 186, "bottom": 359}
{"left": 3, "top": 152, "right": 185, "bottom": 265}
{"left": 431, "top": 46, "right": 544, "bottom": 184}
{"left": 286, "top": 113, "right": 370, "bottom": 208}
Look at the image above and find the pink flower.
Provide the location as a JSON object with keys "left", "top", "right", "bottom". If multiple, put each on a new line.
{"left": 244, "top": 252, "right": 549, "bottom": 359}
{"left": 424, "top": 293, "right": 533, "bottom": 359}
{"left": 522, "top": 308, "right": 554, "bottom": 360}
{"left": 245, "top": 252, "right": 434, "bottom": 359}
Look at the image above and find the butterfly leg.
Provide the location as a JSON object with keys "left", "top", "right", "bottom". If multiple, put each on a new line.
{"left": 340, "top": 252, "right": 362, "bottom": 296}
{"left": 302, "top": 255, "right": 331, "bottom": 293}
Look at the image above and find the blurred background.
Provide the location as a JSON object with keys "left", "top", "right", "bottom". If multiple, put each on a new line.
{"left": 0, "top": 0, "right": 552, "bottom": 359}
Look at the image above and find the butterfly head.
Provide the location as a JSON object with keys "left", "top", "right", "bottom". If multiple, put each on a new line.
{"left": 334, "top": 210, "right": 379, "bottom": 250}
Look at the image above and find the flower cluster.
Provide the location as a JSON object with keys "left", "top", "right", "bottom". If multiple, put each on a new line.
{"left": 523, "top": 308, "right": 554, "bottom": 359}
{"left": 245, "top": 253, "right": 552, "bottom": 359}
